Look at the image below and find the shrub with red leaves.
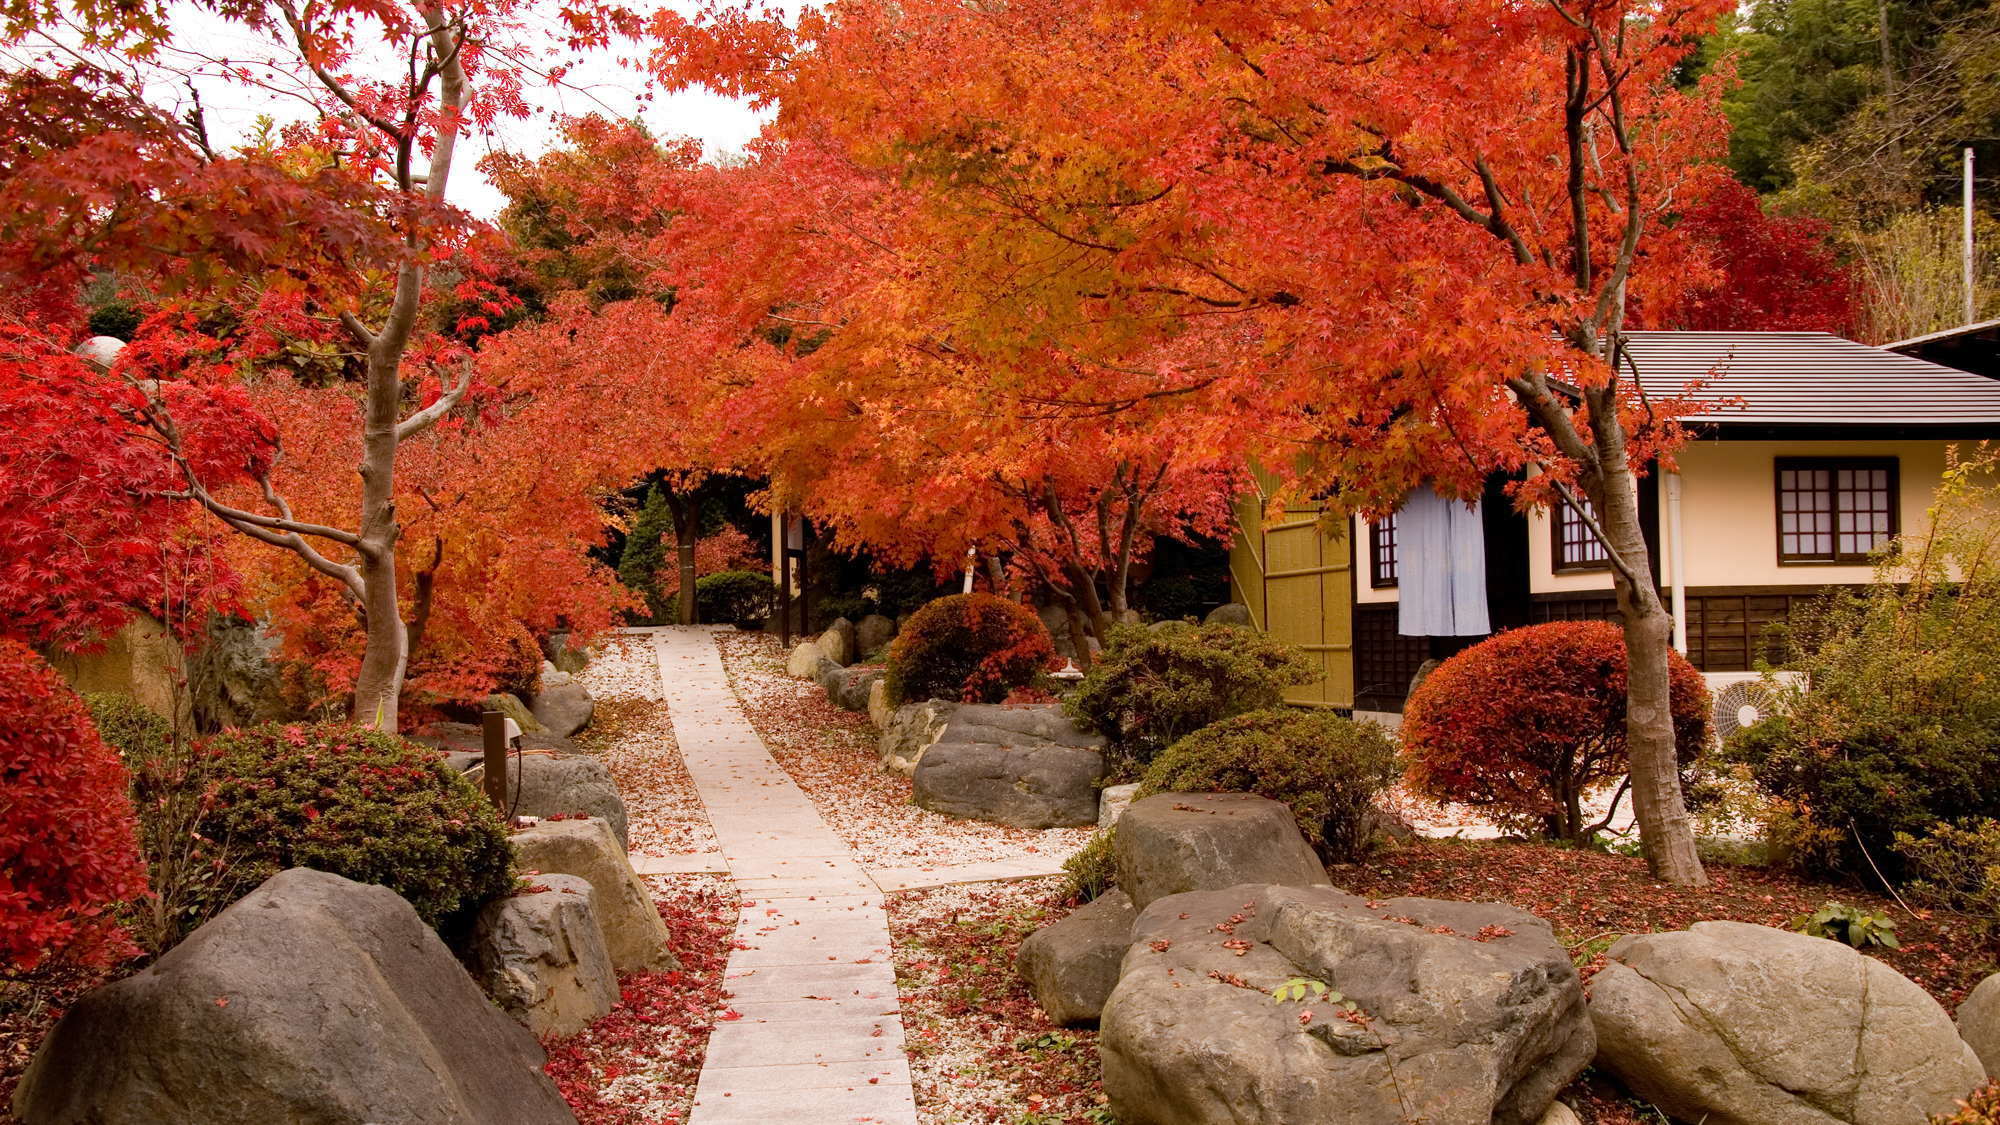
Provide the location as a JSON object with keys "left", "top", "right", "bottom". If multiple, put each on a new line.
{"left": 0, "top": 639, "right": 149, "bottom": 975}
{"left": 1935, "top": 1081, "right": 2000, "bottom": 1124}
{"left": 886, "top": 593, "right": 1054, "bottom": 704}
{"left": 1401, "top": 621, "right": 1709, "bottom": 841}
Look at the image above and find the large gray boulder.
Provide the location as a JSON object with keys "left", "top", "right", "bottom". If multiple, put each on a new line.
{"left": 912, "top": 740, "right": 1106, "bottom": 827}
{"left": 855, "top": 613, "right": 897, "bottom": 660}
{"left": 1017, "top": 890, "right": 1136, "bottom": 1026}
{"left": 1114, "top": 792, "right": 1329, "bottom": 910}
{"left": 466, "top": 753, "right": 629, "bottom": 848}
{"left": 1202, "top": 602, "right": 1253, "bottom": 627}
{"left": 1959, "top": 972, "right": 2000, "bottom": 1078}
{"left": 11, "top": 869, "right": 575, "bottom": 1125}
{"left": 1100, "top": 883, "right": 1592, "bottom": 1125}
{"left": 188, "top": 616, "right": 290, "bottom": 728}
{"left": 1591, "top": 921, "right": 1985, "bottom": 1125}
{"left": 465, "top": 875, "right": 617, "bottom": 1038}
{"left": 529, "top": 682, "right": 594, "bottom": 738}
{"left": 542, "top": 632, "right": 588, "bottom": 674}
{"left": 879, "top": 701, "right": 959, "bottom": 776}
{"left": 509, "top": 818, "right": 677, "bottom": 973}
{"left": 816, "top": 618, "right": 856, "bottom": 666}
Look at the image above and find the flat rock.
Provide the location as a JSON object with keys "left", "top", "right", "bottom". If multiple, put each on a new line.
{"left": 11, "top": 868, "right": 575, "bottom": 1125}
{"left": 529, "top": 682, "right": 594, "bottom": 738}
{"left": 509, "top": 818, "right": 676, "bottom": 973}
{"left": 484, "top": 692, "right": 546, "bottom": 735}
{"left": 466, "top": 752, "right": 629, "bottom": 848}
{"left": 464, "top": 875, "right": 617, "bottom": 1039}
{"left": 816, "top": 618, "right": 856, "bottom": 666}
{"left": 1114, "top": 792, "right": 1329, "bottom": 910}
{"left": 1591, "top": 920, "right": 1985, "bottom": 1125}
{"left": 824, "top": 667, "right": 883, "bottom": 713}
{"left": 855, "top": 614, "right": 896, "bottom": 660}
{"left": 785, "top": 641, "right": 822, "bottom": 678}
{"left": 1202, "top": 603, "right": 1253, "bottom": 627}
{"left": 1017, "top": 890, "right": 1136, "bottom": 1026}
{"left": 867, "top": 678, "right": 892, "bottom": 729}
{"left": 879, "top": 701, "right": 958, "bottom": 776}
{"left": 1100, "top": 883, "right": 1592, "bottom": 1125}
{"left": 912, "top": 740, "right": 1106, "bottom": 828}
{"left": 1098, "top": 782, "right": 1140, "bottom": 829}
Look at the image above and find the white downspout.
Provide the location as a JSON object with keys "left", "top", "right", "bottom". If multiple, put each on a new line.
{"left": 1666, "top": 470, "right": 1688, "bottom": 654}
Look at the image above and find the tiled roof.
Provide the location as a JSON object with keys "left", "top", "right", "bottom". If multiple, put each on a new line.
{"left": 1621, "top": 331, "right": 2000, "bottom": 426}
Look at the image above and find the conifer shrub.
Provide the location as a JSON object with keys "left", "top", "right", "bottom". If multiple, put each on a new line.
{"left": 156, "top": 722, "right": 514, "bottom": 942}
{"left": 885, "top": 594, "right": 1054, "bottom": 704}
{"left": 1141, "top": 707, "right": 1396, "bottom": 861}
{"left": 1065, "top": 623, "right": 1316, "bottom": 769}
{"left": 1, "top": 640, "right": 149, "bottom": 974}
{"left": 1401, "top": 620, "right": 1709, "bottom": 841}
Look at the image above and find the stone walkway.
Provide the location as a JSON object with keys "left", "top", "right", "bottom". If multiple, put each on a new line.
{"left": 650, "top": 627, "right": 918, "bottom": 1125}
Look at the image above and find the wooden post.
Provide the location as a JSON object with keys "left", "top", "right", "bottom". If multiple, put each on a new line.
{"left": 480, "top": 709, "right": 508, "bottom": 816}
{"left": 779, "top": 517, "right": 793, "bottom": 649}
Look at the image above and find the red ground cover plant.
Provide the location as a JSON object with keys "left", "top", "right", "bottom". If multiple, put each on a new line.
{"left": 0, "top": 639, "right": 149, "bottom": 977}
{"left": 1401, "top": 622, "right": 1710, "bottom": 841}
{"left": 885, "top": 594, "right": 1055, "bottom": 705}
{"left": 544, "top": 878, "right": 737, "bottom": 1124}
{"left": 888, "top": 880, "right": 1110, "bottom": 1124}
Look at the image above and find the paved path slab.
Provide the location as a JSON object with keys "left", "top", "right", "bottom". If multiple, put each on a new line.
{"left": 651, "top": 628, "right": 917, "bottom": 1125}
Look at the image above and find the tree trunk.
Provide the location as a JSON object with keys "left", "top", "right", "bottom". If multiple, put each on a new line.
{"left": 1061, "top": 558, "right": 1112, "bottom": 643}
{"left": 350, "top": 342, "right": 409, "bottom": 731}
{"left": 1064, "top": 602, "right": 1094, "bottom": 670}
{"left": 1594, "top": 446, "right": 1707, "bottom": 886}
{"left": 667, "top": 492, "right": 700, "bottom": 626}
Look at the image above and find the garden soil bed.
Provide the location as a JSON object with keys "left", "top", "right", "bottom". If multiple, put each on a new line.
{"left": 546, "top": 873, "right": 737, "bottom": 1125}
{"left": 886, "top": 878, "right": 1111, "bottom": 1125}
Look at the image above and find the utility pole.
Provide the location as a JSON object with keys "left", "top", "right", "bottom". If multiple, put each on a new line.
{"left": 1967, "top": 146, "right": 1977, "bottom": 326}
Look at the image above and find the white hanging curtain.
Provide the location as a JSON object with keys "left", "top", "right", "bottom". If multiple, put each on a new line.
{"left": 1396, "top": 484, "right": 1490, "bottom": 637}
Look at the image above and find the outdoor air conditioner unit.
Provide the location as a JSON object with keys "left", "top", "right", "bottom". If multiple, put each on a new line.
{"left": 1700, "top": 670, "right": 1803, "bottom": 741}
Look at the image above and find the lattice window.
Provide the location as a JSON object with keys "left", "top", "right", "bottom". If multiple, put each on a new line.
{"left": 1369, "top": 514, "right": 1398, "bottom": 588}
{"left": 1552, "top": 496, "right": 1610, "bottom": 572}
{"left": 1777, "top": 458, "right": 1898, "bottom": 563}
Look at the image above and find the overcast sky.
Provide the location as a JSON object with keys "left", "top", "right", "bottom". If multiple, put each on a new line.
{"left": 146, "top": 3, "right": 772, "bottom": 218}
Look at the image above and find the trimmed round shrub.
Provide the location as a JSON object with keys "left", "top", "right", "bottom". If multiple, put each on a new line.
{"left": 1, "top": 640, "right": 149, "bottom": 974}
{"left": 1401, "top": 621, "right": 1710, "bottom": 841}
{"left": 166, "top": 722, "right": 514, "bottom": 937}
{"left": 886, "top": 594, "right": 1055, "bottom": 704}
{"left": 696, "top": 569, "right": 774, "bottom": 628}
{"left": 1065, "top": 623, "right": 1316, "bottom": 769}
{"left": 1141, "top": 707, "right": 1396, "bottom": 861}
{"left": 85, "top": 692, "right": 174, "bottom": 771}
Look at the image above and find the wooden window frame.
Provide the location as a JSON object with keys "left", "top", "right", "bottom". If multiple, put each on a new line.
{"left": 1550, "top": 496, "right": 1611, "bottom": 574}
{"left": 1369, "top": 514, "right": 1398, "bottom": 588}
{"left": 1774, "top": 456, "right": 1900, "bottom": 566}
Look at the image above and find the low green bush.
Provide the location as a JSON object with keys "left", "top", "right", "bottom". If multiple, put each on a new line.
{"left": 696, "top": 569, "right": 774, "bottom": 627}
{"left": 1062, "top": 830, "right": 1118, "bottom": 902}
{"left": 1065, "top": 624, "right": 1315, "bottom": 769}
{"left": 151, "top": 722, "right": 514, "bottom": 944}
{"left": 1727, "top": 454, "right": 2000, "bottom": 880}
{"left": 886, "top": 594, "right": 1054, "bottom": 704}
{"left": 1140, "top": 708, "right": 1396, "bottom": 861}
{"left": 1895, "top": 818, "right": 2000, "bottom": 929}
{"left": 85, "top": 693, "right": 174, "bottom": 772}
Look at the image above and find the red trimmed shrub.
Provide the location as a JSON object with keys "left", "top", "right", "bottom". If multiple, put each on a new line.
{"left": 0, "top": 639, "right": 149, "bottom": 974}
{"left": 886, "top": 594, "right": 1055, "bottom": 704}
{"left": 1401, "top": 621, "right": 1710, "bottom": 841}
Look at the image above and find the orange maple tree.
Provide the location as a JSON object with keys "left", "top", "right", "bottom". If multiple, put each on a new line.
{"left": 656, "top": 0, "right": 1739, "bottom": 882}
